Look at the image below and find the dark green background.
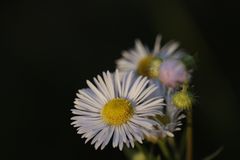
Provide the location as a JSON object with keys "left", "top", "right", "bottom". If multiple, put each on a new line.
{"left": 1, "top": 0, "right": 240, "bottom": 159}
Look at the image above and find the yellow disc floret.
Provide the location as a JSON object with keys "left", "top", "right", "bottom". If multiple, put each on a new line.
{"left": 172, "top": 90, "right": 192, "bottom": 109}
{"left": 137, "top": 56, "right": 161, "bottom": 78}
{"left": 101, "top": 98, "right": 134, "bottom": 125}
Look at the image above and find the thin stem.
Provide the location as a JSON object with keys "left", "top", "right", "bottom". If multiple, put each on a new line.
{"left": 186, "top": 110, "right": 193, "bottom": 160}
{"left": 179, "top": 128, "right": 186, "bottom": 159}
{"left": 148, "top": 144, "right": 154, "bottom": 160}
{"left": 158, "top": 139, "right": 171, "bottom": 160}
{"left": 168, "top": 137, "right": 180, "bottom": 160}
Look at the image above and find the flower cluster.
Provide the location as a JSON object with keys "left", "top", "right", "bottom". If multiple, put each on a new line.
{"left": 71, "top": 35, "right": 195, "bottom": 151}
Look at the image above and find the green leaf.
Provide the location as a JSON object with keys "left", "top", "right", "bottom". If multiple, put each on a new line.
{"left": 181, "top": 54, "right": 195, "bottom": 69}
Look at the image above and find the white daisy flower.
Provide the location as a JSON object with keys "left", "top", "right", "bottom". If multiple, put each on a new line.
{"left": 162, "top": 88, "right": 186, "bottom": 135}
{"left": 151, "top": 88, "right": 186, "bottom": 139}
{"left": 116, "top": 35, "right": 181, "bottom": 80}
{"left": 116, "top": 35, "right": 190, "bottom": 90}
{"left": 71, "top": 70, "right": 164, "bottom": 150}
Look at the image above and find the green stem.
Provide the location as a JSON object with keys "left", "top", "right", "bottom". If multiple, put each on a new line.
{"left": 158, "top": 139, "right": 171, "bottom": 160}
{"left": 186, "top": 110, "right": 193, "bottom": 160}
{"left": 179, "top": 128, "right": 186, "bottom": 159}
{"left": 168, "top": 137, "right": 180, "bottom": 160}
{"left": 148, "top": 144, "right": 154, "bottom": 160}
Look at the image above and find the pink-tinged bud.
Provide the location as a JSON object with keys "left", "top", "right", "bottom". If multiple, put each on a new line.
{"left": 159, "top": 59, "right": 188, "bottom": 88}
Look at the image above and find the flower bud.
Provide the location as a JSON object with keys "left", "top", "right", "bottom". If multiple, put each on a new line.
{"left": 159, "top": 59, "right": 188, "bottom": 88}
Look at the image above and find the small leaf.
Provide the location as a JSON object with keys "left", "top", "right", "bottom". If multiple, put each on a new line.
{"left": 181, "top": 53, "right": 197, "bottom": 70}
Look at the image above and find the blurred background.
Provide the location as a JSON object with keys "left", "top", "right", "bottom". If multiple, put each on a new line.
{"left": 1, "top": 0, "right": 240, "bottom": 159}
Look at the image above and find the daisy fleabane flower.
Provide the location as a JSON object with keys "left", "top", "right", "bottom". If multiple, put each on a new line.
{"left": 116, "top": 35, "right": 180, "bottom": 79}
{"left": 145, "top": 88, "right": 186, "bottom": 141}
{"left": 71, "top": 70, "right": 164, "bottom": 150}
{"left": 160, "top": 88, "right": 186, "bottom": 136}
{"left": 116, "top": 35, "right": 190, "bottom": 89}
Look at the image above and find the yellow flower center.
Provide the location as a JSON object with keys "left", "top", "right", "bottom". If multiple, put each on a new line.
{"left": 137, "top": 56, "right": 161, "bottom": 78}
{"left": 172, "top": 91, "right": 192, "bottom": 109}
{"left": 101, "top": 98, "right": 134, "bottom": 125}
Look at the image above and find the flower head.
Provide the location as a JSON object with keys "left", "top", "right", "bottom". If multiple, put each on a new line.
{"left": 116, "top": 35, "right": 191, "bottom": 93}
{"left": 145, "top": 88, "right": 186, "bottom": 140}
{"left": 71, "top": 70, "right": 164, "bottom": 150}
{"left": 116, "top": 35, "right": 180, "bottom": 80}
{"left": 159, "top": 59, "right": 189, "bottom": 88}
{"left": 172, "top": 85, "right": 193, "bottom": 109}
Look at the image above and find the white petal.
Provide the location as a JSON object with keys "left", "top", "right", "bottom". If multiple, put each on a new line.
{"left": 136, "top": 85, "right": 158, "bottom": 104}
{"left": 131, "top": 77, "right": 149, "bottom": 101}
{"left": 94, "top": 77, "right": 111, "bottom": 100}
{"left": 78, "top": 89, "right": 102, "bottom": 108}
{"left": 153, "top": 35, "right": 162, "bottom": 55}
{"left": 71, "top": 109, "right": 99, "bottom": 117}
{"left": 86, "top": 80, "right": 108, "bottom": 104}
{"left": 127, "top": 75, "right": 142, "bottom": 99}
{"left": 127, "top": 122, "right": 143, "bottom": 144}
{"left": 74, "top": 99, "right": 100, "bottom": 112}
{"left": 135, "top": 39, "right": 148, "bottom": 57}
{"left": 103, "top": 71, "right": 115, "bottom": 99}
{"left": 101, "top": 126, "right": 114, "bottom": 150}
{"left": 137, "top": 97, "right": 164, "bottom": 110}
{"left": 112, "top": 126, "right": 119, "bottom": 148}
{"left": 114, "top": 70, "right": 122, "bottom": 97}
{"left": 130, "top": 117, "right": 154, "bottom": 130}
{"left": 94, "top": 127, "right": 109, "bottom": 149}
{"left": 123, "top": 71, "right": 133, "bottom": 97}
{"left": 123, "top": 124, "right": 135, "bottom": 148}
